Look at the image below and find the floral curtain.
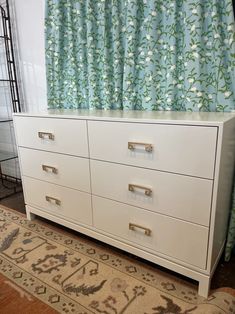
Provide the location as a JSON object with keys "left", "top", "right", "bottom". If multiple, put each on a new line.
{"left": 45, "top": 0, "right": 235, "bottom": 259}
{"left": 225, "top": 188, "right": 235, "bottom": 261}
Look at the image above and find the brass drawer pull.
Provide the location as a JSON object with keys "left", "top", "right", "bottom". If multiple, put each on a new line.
{"left": 128, "top": 142, "right": 153, "bottom": 152}
{"left": 38, "top": 132, "right": 54, "bottom": 140}
{"left": 42, "top": 164, "right": 58, "bottom": 174}
{"left": 45, "top": 196, "right": 61, "bottom": 206}
{"left": 128, "top": 184, "right": 152, "bottom": 196}
{"left": 129, "top": 223, "right": 151, "bottom": 236}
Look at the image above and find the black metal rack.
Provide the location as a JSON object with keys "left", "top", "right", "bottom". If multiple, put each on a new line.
{"left": 0, "top": 0, "right": 21, "bottom": 112}
{"left": 0, "top": 0, "right": 22, "bottom": 200}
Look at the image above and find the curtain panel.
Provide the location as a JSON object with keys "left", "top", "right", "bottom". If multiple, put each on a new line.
{"left": 45, "top": 0, "right": 235, "bottom": 111}
{"left": 45, "top": 0, "right": 235, "bottom": 260}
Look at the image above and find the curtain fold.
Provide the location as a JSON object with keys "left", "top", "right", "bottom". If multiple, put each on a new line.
{"left": 45, "top": 0, "right": 235, "bottom": 111}
{"left": 225, "top": 182, "right": 235, "bottom": 261}
{"left": 45, "top": 0, "right": 235, "bottom": 260}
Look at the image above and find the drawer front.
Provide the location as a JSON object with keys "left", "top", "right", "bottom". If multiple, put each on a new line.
{"left": 19, "top": 147, "right": 90, "bottom": 192}
{"left": 93, "top": 196, "right": 208, "bottom": 269}
{"left": 91, "top": 160, "right": 213, "bottom": 226}
{"left": 14, "top": 116, "right": 88, "bottom": 157}
{"left": 23, "top": 177, "right": 92, "bottom": 226}
{"left": 88, "top": 121, "right": 217, "bottom": 179}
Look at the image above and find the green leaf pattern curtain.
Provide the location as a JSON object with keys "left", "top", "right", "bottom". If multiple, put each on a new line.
{"left": 45, "top": 0, "right": 235, "bottom": 260}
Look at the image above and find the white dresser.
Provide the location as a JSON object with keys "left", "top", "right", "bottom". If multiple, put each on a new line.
{"left": 13, "top": 110, "right": 235, "bottom": 297}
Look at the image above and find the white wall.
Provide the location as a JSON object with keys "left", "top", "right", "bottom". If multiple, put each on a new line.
{"left": 0, "top": 1, "right": 18, "bottom": 178}
{"left": 0, "top": 0, "right": 47, "bottom": 179}
{"left": 14, "top": 0, "right": 47, "bottom": 111}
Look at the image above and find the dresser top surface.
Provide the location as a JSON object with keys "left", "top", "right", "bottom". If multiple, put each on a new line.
{"left": 13, "top": 109, "right": 235, "bottom": 125}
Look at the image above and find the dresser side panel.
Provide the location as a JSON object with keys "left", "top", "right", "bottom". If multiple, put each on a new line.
{"left": 209, "top": 118, "right": 235, "bottom": 270}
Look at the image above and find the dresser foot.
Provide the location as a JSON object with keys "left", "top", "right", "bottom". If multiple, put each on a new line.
{"left": 26, "top": 210, "right": 35, "bottom": 221}
{"left": 198, "top": 277, "right": 211, "bottom": 298}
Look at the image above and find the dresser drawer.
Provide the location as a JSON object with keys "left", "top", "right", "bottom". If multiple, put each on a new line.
{"left": 14, "top": 116, "right": 88, "bottom": 157}
{"left": 91, "top": 160, "right": 213, "bottom": 226}
{"left": 93, "top": 196, "right": 208, "bottom": 269}
{"left": 88, "top": 121, "right": 217, "bottom": 179}
{"left": 19, "top": 147, "right": 90, "bottom": 192}
{"left": 23, "top": 177, "right": 92, "bottom": 226}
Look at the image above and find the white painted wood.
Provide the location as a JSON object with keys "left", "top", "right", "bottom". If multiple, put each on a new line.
{"left": 19, "top": 147, "right": 90, "bottom": 192}
{"left": 13, "top": 110, "right": 235, "bottom": 298}
{"left": 23, "top": 176, "right": 92, "bottom": 226}
{"left": 210, "top": 240, "right": 226, "bottom": 278}
{"left": 198, "top": 277, "right": 211, "bottom": 298}
{"left": 93, "top": 196, "right": 208, "bottom": 269}
{"left": 88, "top": 121, "right": 217, "bottom": 179}
{"left": 26, "top": 204, "right": 212, "bottom": 294}
{"left": 207, "top": 119, "right": 235, "bottom": 271}
{"left": 13, "top": 109, "right": 235, "bottom": 125}
{"left": 91, "top": 160, "right": 213, "bottom": 226}
{"left": 14, "top": 116, "right": 89, "bottom": 157}
{"left": 26, "top": 208, "right": 35, "bottom": 221}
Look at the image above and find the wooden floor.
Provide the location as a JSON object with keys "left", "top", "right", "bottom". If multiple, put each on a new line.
{"left": 0, "top": 189, "right": 234, "bottom": 313}
{"left": 0, "top": 188, "right": 57, "bottom": 313}
{"left": 0, "top": 273, "right": 57, "bottom": 314}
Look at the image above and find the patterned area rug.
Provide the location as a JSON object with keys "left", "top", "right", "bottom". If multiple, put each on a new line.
{"left": 0, "top": 206, "right": 235, "bottom": 314}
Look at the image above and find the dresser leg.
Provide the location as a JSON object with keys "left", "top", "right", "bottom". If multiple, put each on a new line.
{"left": 198, "top": 276, "right": 211, "bottom": 298}
{"left": 26, "top": 210, "right": 35, "bottom": 221}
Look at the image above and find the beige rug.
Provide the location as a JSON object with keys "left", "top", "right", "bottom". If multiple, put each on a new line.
{"left": 0, "top": 206, "right": 234, "bottom": 314}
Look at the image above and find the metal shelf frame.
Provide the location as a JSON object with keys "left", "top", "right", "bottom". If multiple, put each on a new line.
{"left": 0, "top": 0, "right": 21, "bottom": 112}
{"left": 0, "top": 0, "right": 22, "bottom": 200}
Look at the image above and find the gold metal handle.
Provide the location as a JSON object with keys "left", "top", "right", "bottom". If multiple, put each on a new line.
{"left": 128, "top": 142, "right": 153, "bottom": 152}
{"left": 38, "top": 132, "right": 54, "bottom": 140}
{"left": 42, "top": 164, "right": 58, "bottom": 174}
{"left": 129, "top": 223, "right": 151, "bottom": 236}
{"left": 128, "top": 184, "right": 152, "bottom": 196}
{"left": 45, "top": 196, "right": 61, "bottom": 206}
